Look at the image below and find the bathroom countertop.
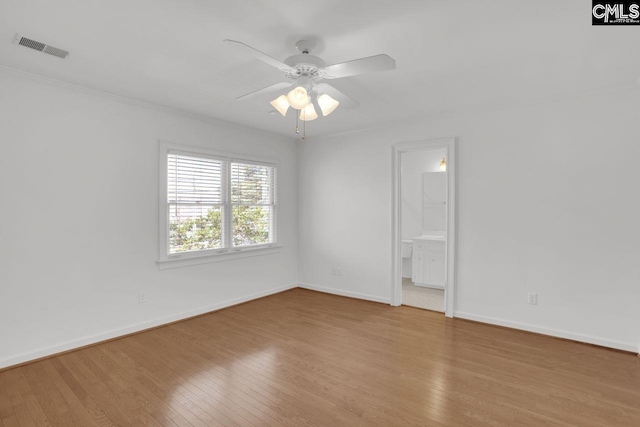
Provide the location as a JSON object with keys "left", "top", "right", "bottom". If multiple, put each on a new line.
{"left": 412, "top": 235, "right": 446, "bottom": 241}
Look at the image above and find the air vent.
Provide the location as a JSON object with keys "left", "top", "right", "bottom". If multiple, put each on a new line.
{"left": 42, "top": 45, "right": 70, "bottom": 59}
{"left": 14, "top": 34, "right": 69, "bottom": 59}
{"left": 18, "top": 37, "right": 45, "bottom": 52}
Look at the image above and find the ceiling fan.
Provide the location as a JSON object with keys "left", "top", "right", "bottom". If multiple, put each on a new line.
{"left": 224, "top": 39, "right": 396, "bottom": 137}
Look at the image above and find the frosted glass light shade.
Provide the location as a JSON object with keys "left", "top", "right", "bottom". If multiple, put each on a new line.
{"left": 317, "top": 94, "right": 339, "bottom": 116}
{"left": 270, "top": 95, "right": 290, "bottom": 116}
{"left": 286, "top": 86, "right": 310, "bottom": 109}
{"left": 299, "top": 103, "right": 318, "bottom": 121}
{"left": 439, "top": 157, "right": 447, "bottom": 171}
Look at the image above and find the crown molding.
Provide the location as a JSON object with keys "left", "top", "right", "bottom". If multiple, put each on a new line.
{"left": 309, "top": 82, "right": 640, "bottom": 142}
{"left": 0, "top": 65, "right": 296, "bottom": 142}
{"left": 3, "top": 64, "right": 636, "bottom": 145}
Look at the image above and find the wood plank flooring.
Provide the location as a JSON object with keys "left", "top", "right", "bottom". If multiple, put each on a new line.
{"left": 1, "top": 288, "right": 639, "bottom": 426}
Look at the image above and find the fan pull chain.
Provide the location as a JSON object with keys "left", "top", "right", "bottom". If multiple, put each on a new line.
{"left": 295, "top": 112, "right": 300, "bottom": 135}
{"left": 302, "top": 117, "right": 306, "bottom": 140}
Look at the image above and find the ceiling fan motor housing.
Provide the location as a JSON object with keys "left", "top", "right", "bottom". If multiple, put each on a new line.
{"left": 284, "top": 53, "right": 326, "bottom": 80}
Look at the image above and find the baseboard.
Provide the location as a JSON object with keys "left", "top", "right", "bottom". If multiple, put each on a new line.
{"left": 5, "top": 287, "right": 634, "bottom": 370}
{"left": 299, "top": 283, "right": 390, "bottom": 304}
{"left": 454, "top": 311, "right": 638, "bottom": 353}
{"left": 0, "top": 283, "right": 298, "bottom": 370}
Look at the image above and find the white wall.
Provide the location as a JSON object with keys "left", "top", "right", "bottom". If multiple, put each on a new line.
{"left": 2, "top": 68, "right": 639, "bottom": 367}
{"left": 401, "top": 149, "right": 445, "bottom": 240}
{"left": 0, "top": 69, "right": 298, "bottom": 368}
{"left": 298, "top": 87, "right": 640, "bottom": 351}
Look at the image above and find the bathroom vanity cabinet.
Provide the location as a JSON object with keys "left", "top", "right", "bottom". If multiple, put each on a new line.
{"left": 412, "top": 238, "right": 446, "bottom": 289}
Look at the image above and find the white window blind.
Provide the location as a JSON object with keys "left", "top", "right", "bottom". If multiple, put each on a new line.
{"left": 162, "top": 147, "right": 277, "bottom": 259}
{"left": 167, "top": 153, "right": 226, "bottom": 254}
{"left": 168, "top": 154, "right": 224, "bottom": 205}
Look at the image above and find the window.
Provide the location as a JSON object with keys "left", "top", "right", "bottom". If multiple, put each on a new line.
{"left": 167, "top": 153, "right": 225, "bottom": 253}
{"left": 159, "top": 142, "right": 277, "bottom": 264}
{"left": 231, "top": 162, "right": 276, "bottom": 247}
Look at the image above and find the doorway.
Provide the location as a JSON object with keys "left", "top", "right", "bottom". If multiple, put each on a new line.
{"left": 391, "top": 138, "right": 456, "bottom": 317}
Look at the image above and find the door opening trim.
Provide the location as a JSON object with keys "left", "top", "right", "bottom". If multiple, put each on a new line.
{"left": 391, "top": 137, "right": 457, "bottom": 317}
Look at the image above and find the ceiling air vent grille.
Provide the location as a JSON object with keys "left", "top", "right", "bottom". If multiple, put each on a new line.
{"left": 15, "top": 34, "right": 69, "bottom": 59}
{"left": 18, "top": 37, "right": 46, "bottom": 52}
{"left": 42, "top": 45, "right": 70, "bottom": 59}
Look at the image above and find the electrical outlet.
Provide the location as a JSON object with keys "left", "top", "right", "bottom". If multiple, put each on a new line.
{"left": 139, "top": 291, "right": 148, "bottom": 304}
{"left": 331, "top": 267, "right": 337, "bottom": 275}
{"left": 336, "top": 267, "right": 342, "bottom": 276}
{"left": 527, "top": 292, "right": 537, "bottom": 305}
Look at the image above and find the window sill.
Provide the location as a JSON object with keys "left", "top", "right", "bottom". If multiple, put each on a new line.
{"left": 156, "top": 245, "right": 282, "bottom": 270}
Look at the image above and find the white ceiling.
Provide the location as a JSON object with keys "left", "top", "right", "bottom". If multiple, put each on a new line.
{"left": 1, "top": 0, "right": 638, "bottom": 138}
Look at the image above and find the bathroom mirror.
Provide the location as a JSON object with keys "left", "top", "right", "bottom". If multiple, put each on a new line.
{"left": 422, "top": 172, "right": 447, "bottom": 233}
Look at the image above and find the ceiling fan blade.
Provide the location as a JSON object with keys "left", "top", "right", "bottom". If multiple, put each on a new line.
{"left": 320, "top": 54, "right": 396, "bottom": 79}
{"left": 224, "top": 39, "right": 295, "bottom": 73}
{"left": 314, "top": 83, "right": 359, "bottom": 109}
{"left": 235, "top": 82, "right": 293, "bottom": 101}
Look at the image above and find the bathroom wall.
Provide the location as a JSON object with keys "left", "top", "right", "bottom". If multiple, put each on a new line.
{"left": 401, "top": 149, "right": 446, "bottom": 240}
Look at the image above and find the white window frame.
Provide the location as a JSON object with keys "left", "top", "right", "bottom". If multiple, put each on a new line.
{"left": 158, "top": 141, "right": 280, "bottom": 269}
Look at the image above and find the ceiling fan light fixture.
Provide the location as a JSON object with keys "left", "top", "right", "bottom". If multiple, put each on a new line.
{"left": 225, "top": 39, "right": 396, "bottom": 139}
{"left": 287, "top": 86, "right": 310, "bottom": 109}
{"left": 299, "top": 103, "right": 318, "bottom": 121}
{"left": 317, "top": 94, "right": 339, "bottom": 116}
{"left": 270, "top": 95, "right": 290, "bottom": 116}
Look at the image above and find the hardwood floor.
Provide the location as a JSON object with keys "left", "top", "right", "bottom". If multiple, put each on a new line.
{"left": 1, "top": 289, "right": 639, "bottom": 426}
